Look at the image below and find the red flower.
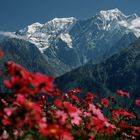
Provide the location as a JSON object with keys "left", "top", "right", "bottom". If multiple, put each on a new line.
{"left": 135, "top": 99, "right": 140, "bottom": 106}
{"left": 54, "top": 99, "right": 63, "bottom": 109}
{"left": 101, "top": 98, "right": 109, "bottom": 107}
{"left": 117, "top": 90, "right": 130, "bottom": 98}
{"left": 59, "top": 130, "right": 74, "bottom": 140}
{"left": 16, "top": 94, "right": 27, "bottom": 106}
{"left": 112, "top": 108, "right": 136, "bottom": 119}
{"left": 64, "top": 102, "right": 77, "bottom": 113}
{"left": 106, "top": 126, "right": 114, "bottom": 136}
{"left": 40, "top": 124, "right": 60, "bottom": 137}
{"left": 68, "top": 89, "right": 82, "bottom": 95}
{"left": 2, "top": 118, "right": 11, "bottom": 126}
{"left": 119, "top": 122, "right": 131, "bottom": 129}
{"left": 4, "top": 79, "right": 13, "bottom": 89}
{"left": 71, "top": 95, "right": 79, "bottom": 103}
{"left": 40, "top": 124, "right": 73, "bottom": 140}
{"left": 0, "top": 51, "right": 4, "bottom": 58}
{"left": 86, "top": 92, "right": 95, "bottom": 103}
{"left": 26, "top": 72, "right": 55, "bottom": 96}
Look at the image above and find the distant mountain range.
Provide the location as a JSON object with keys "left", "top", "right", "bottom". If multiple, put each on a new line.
{"left": 0, "top": 8, "right": 140, "bottom": 77}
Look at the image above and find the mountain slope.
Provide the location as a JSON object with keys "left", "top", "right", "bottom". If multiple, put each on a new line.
{"left": 0, "top": 34, "right": 68, "bottom": 77}
{"left": 55, "top": 38, "right": 140, "bottom": 99}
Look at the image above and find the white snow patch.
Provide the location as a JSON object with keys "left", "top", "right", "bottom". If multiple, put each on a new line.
{"left": 130, "top": 18, "right": 140, "bottom": 28}
{"left": 99, "top": 8, "right": 126, "bottom": 21}
{"left": 118, "top": 20, "right": 128, "bottom": 27}
{"left": 118, "top": 17, "right": 140, "bottom": 37}
{"left": 27, "top": 22, "right": 43, "bottom": 34}
{"left": 59, "top": 33, "right": 73, "bottom": 48}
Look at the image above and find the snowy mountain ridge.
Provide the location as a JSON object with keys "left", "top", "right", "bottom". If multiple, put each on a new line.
{"left": 15, "top": 9, "right": 140, "bottom": 51}
{"left": 0, "top": 9, "right": 140, "bottom": 76}
{"left": 16, "top": 17, "right": 77, "bottom": 52}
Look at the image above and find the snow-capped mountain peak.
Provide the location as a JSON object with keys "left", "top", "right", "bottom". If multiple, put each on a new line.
{"left": 28, "top": 22, "right": 43, "bottom": 27}
{"left": 100, "top": 8, "right": 122, "bottom": 15}
{"left": 48, "top": 17, "right": 76, "bottom": 24}
{"left": 16, "top": 17, "right": 77, "bottom": 52}
{"left": 98, "top": 8, "right": 126, "bottom": 21}
{"left": 17, "top": 22, "right": 43, "bottom": 36}
{"left": 15, "top": 9, "right": 140, "bottom": 54}
{"left": 27, "top": 22, "right": 43, "bottom": 31}
{"left": 91, "top": 9, "right": 140, "bottom": 37}
{"left": 43, "top": 17, "right": 77, "bottom": 33}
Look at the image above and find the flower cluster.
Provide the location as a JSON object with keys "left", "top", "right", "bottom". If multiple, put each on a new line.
{"left": 0, "top": 51, "right": 140, "bottom": 140}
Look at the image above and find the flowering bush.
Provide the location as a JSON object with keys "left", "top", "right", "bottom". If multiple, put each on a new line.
{"left": 0, "top": 51, "right": 140, "bottom": 140}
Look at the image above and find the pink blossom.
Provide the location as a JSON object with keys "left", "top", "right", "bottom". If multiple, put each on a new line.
{"left": 88, "top": 104, "right": 106, "bottom": 121}
{"left": 56, "top": 110, "right": 68, "bottom": 125}
{"left": 70, "top": 112, "right": 82, "bottom": 126}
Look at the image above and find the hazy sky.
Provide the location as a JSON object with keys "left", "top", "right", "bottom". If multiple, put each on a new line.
{"left": 0, "top": 0, "right": 140, "bottom": 31}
